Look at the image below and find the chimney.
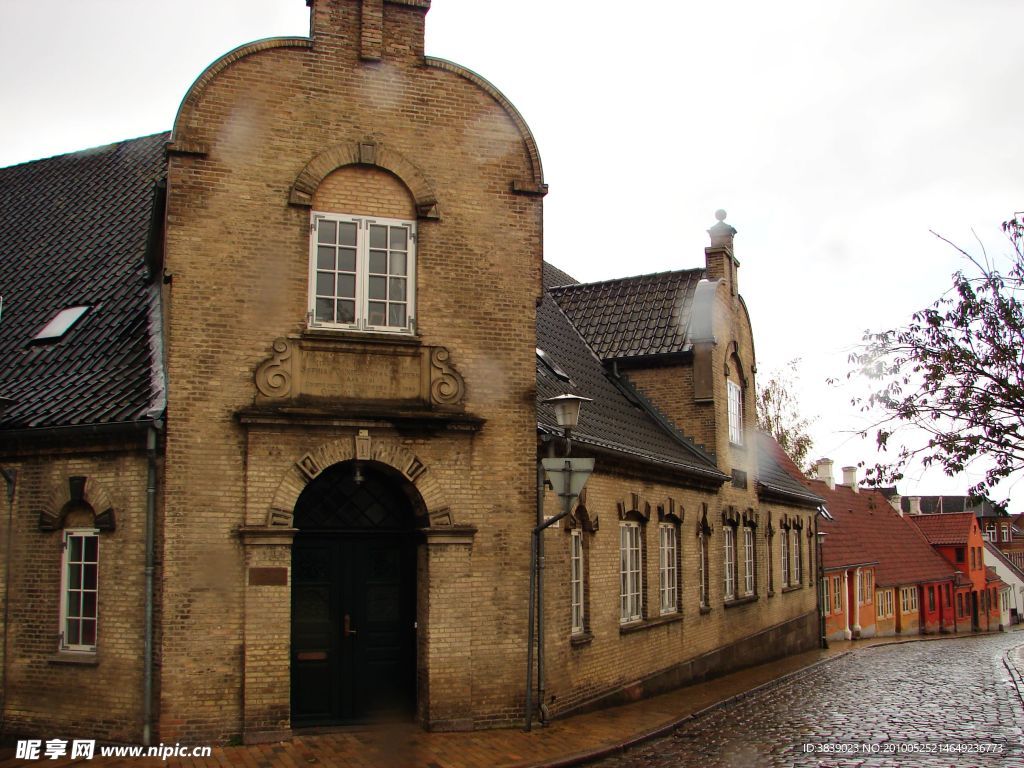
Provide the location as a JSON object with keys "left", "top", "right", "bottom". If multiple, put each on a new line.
{"left": 307, "top": 0, "right": 429, "bottom": 63}
{"left": 909, "top": 496, "right": 922, "bottom": 515}
{"left": 705, "top": 209, "right": 739, "bottom": 297}
{"left": 841, "top": 466, "right": 858, "bottom": 492}
{"left": 889, "top": 492, "right": 903, "bottom": 516}
{"left": 814, "top": 458, "right": 835, "bottom": 490}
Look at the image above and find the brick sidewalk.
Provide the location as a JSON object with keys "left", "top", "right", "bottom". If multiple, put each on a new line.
{"left": 2, "top": 631, "right": 1018, "bottom": 768}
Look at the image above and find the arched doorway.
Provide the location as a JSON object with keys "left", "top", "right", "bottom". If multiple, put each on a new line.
{"left": 291, "top": 460, "right": 421, "bottom": 725}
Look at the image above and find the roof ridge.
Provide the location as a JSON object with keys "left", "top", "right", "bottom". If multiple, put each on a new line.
{"left": 549, "top": 267, "right": 705, "bottom": 293}
{"left": 0, "top": 131, "right": 170, "bottom": 172}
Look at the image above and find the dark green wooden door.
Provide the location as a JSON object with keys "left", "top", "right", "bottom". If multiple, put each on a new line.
{"left": 290, "top": 462, "right": 417, "bottom": 725}
{"left": 292, "top": 534, "right": 415, "bottom": 724}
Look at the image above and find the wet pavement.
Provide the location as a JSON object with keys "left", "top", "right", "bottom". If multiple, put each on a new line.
{"left": 589, "top": 632, "right": 1024, "bottom": 768}
{"left": 1, "top": 632, "right": 1021, "bottom": 767}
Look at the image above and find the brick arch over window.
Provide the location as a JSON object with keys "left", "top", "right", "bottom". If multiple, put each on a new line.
{"left": 288, "top": 141, "right": 441, "bottom": 219}
{"left": 38, "top": 475, "right": 116, "bottom": 532}
{"left": 266, "top": 436, "right": 455, "bottom": 528}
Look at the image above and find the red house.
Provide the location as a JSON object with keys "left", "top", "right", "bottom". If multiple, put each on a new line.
{"left": 910, "top": 513, "right": 1005, "bottom": 631}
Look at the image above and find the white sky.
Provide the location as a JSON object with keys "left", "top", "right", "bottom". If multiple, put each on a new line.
{"left": 2, "top": 0, "right": 1023, "bottom": 507}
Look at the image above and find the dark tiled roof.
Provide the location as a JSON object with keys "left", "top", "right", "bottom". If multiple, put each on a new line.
{"left": 755, "top": 431, "right": 825, "bottom": 508}
{"left": 537, "top": 264, "right": 724, "bottom": 482}
{"left": 0, "top": 133, "right": 169, "bottom": 430}
{"left": 878, "top": 490, "right": 1007, "bottom": 517}
{"left": 549, "top": 269, "right": 704, "bottom": 360}
{"left": 909, "top": 512, "right": 976, "bottom": 546}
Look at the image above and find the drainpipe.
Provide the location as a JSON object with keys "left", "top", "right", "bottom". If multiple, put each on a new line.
{"left": 536, "top": 455, "right": 548, "bottom": 724}
{"left": 143, "top": 424, "right": 160, "bottom": 747}
{"left": 1, "top": 467, "right": 17, "bottom": 729}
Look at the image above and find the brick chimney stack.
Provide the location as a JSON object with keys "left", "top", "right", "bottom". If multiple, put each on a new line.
{"left": 306, "top": 0, "right": 429, "bottom": 62}
{"left": 890, "top": 493, "right": 903, "bottom": 516}
{"left": 705, "top": 209, "right": 739, "bottom": 297}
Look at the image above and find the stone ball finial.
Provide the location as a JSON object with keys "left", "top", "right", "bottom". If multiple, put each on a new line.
{"left": 715, "top": 209, "right": 727, "bottom": 222}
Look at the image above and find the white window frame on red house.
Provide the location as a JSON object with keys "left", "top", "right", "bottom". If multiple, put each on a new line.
{"left": 822, "top": 574, "right": 831, "bottom": 614}
{"left": 620, "top": 522, "right": 643, "bottom": 623}
{"left": 832, "top": 574, "right": 842, "bottom": 612}
{"left": 900, "top": 585, "right": 918, "bottom": 613}
{"left": 727, "top": 380, "right": 744, "bottom": 446}
{"left": 309, "top": 212, "right": 416, "bottom": 333}
{"left": 59, "top": 528, "right": 99, "bottom": 652}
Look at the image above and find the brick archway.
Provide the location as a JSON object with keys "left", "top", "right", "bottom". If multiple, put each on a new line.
{"left": 288, "top": 140, "right": 441, "bottom": 219}
{"left": 38, "top": 475, "right": 117, "bottom": 532}
{"left": 266, "top": 434, "right": 454, "bottom": 528}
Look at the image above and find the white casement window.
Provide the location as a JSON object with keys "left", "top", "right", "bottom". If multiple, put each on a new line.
{"left": 900, "top": 586, "right": 918, "bottom": 613}
{"left": 698, "top": 530, "right": 709, "bottom": 608}
{"left": 780, "top": 529, "right": 789, "bottom": 587}
{"left": 832, "top": 574, "right": 842, "bottom": 612}
{"left": 658, "top": 524, "right": 678, "bottom": 615}
{"left": 620, "top": 523, "right": 642, "bottom": 623}
{"left": 856, "top": 570, "right": 863, "bottom": 605}
{"left": 570, "top": 530, "right": 584, "bottom": 634}
{"left": 743, "top": 526, "right": 755, "bottom": 596}
{"left": 60, "top": 529, "right": 98, "bottom": 652}
{"left": 791, "top": 529, "right": 802, "bottom": 585}
{"left": 309, "top": 213, "right": 416, "bottom": 333}
{"left": 822, "top": 576, "right": 831, "bottom": 614}
{"left": 727, "top": 380, "right": 744, "bottom": 446}
{"left": 864, "top": 570, "right": 873, "bottom": 603}
{"left": 723, "top": 526, "right": 736, "bottom": 600}
{"left": 877, "top": 589, "right": 894, "bottom": 618}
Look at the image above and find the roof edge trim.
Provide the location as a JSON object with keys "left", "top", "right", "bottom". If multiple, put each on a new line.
{"left": 169, "top": 37, "right": 314, "bottom": 151}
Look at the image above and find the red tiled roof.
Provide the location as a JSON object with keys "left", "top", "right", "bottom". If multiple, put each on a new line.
{"left": 764, "top": 450, "right": 956, "bottom": 587}
{"left": 908, "top": 512, "right": 976, "bottom": 546}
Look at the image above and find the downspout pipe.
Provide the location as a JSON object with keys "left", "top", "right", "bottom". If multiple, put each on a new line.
{"left": 143, "top": 424, "right": 160, "bottom": 747}
{"left": 1, "top": 467, "right": 17, "bottom": 729}
{"left": 524, "top": 472, "right": 576, "bottom": 732}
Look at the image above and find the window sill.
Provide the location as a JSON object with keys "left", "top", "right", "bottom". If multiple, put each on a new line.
{"left": 619, "top": 613, "right": 683, "bottom": 635}
{"left": 49, "top": 650, "right": 98, "bottom": 666}
{"left": 570, "top": 631, "right": 594, "bottom": 648}
{"left": 301, "top": 327, "right": 421, "bottom": 346}
{"left": 767, "top": 590, "right": 775, "bottom": 598}
{"left": 699, "top": 605, "right": 712, "bottom": 615}
{"left": 781, "top": 584, "right": 804, "bottom": 593}
{"left": 724, "top": 594, "right": 758, "bottom": 608}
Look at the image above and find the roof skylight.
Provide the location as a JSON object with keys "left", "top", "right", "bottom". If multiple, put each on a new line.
{"left": 33, "top": 306, "right": 90, "bottom": 341}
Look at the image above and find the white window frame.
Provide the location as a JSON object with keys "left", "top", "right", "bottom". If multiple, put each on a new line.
{"left": 723, "top": 526, "right": 736, "bottom": 600}
{"left": 620, "top": 523, "right": 642, "bottom": 623}
{"left": 791, "top": 529, "right": 802, "bottom": 585}
{"left": 727, "top": 380, "right": 744, "bottom": 446}
{"left": 822, "top": 575, "right": 831, "bottom": 614}
{"left": 742, "top": 526, "right": 755, "bottom": 596}
{"left": 780, "top": 529, "right": 789, "bottom": 587}
{"left": 864, "top": 570, "right": 873, "bottom": 603}
{"left": 698, "top": 530, "right": 709, "bottom": 608}
{"left": 59, "top": 528, "right": 99, "bottom": 652}
{"left": 308, "top": 212, "right": 416, "bottom": 333}
{"left": 570, "top": 529, "right": 584, "bottom": 634}
{"left": 832, "top": 574, "right": 842, "bottom": 612}
{"left": 658, "top": 524, "right": 678, "bottom": 615}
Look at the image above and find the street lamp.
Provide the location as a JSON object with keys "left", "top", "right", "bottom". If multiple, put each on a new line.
{"left": 525, "top": 394, "right": 594, "bottom": 731}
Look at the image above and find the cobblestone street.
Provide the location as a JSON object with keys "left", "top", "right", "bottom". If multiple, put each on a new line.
{"left": 590, "top": 633, "right": 1024, "bottom": 768}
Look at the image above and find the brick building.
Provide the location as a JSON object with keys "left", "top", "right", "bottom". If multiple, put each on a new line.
{"left": 0, "top": 0, "right": 822, "bottom": 745}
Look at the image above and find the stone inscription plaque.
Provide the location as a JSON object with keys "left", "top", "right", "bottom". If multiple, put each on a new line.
{"left": 254, "top": 336, "right": 465, "bottom": 407}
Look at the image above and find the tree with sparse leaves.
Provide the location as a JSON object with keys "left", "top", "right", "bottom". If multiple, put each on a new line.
{"left": 849, "top": 214, "right": 1024, "bottom": 502}
{"left": 756, "top": 362, "right": 814, "bottom": 470}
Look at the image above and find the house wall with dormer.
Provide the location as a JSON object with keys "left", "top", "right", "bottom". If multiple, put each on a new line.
{"left": 160, "top": 0, "right": 543, "bottom": 740}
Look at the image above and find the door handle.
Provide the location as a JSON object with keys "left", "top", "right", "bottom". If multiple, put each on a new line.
{"left": 343, "top": 613, "right": 357, "bottom": 638}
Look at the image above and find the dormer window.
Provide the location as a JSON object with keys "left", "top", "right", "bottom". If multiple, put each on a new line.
{"left": 33, "top": 305, "right": 89, "bottom": 341}
{"left": 309, "top": 213, "right": 416, "bottom": 333}
{"left": 727, "top": 380, "right": 744, "bottom": 445}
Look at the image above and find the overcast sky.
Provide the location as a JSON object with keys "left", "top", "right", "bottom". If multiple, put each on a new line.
{"left": 2, "top": 1, "right": 1022, "bottom": 507}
